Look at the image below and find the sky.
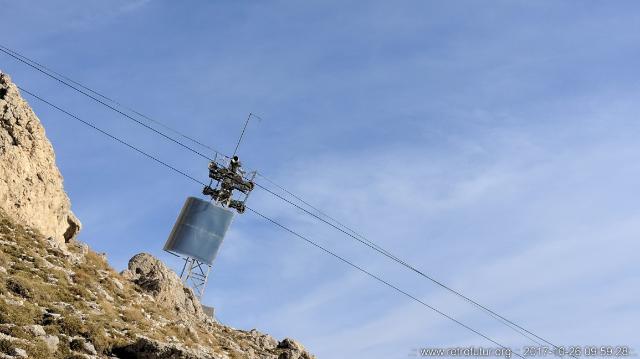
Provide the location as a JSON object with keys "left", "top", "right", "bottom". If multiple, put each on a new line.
{"left": 1, "top": 1, "right": 639, "bottom": 358}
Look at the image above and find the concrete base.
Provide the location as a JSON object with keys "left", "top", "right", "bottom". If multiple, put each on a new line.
{"left": 202, "top": 305, "right": 215, "bottom": 320}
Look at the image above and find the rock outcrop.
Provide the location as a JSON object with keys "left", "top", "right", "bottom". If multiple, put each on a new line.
{"left": 122, "top": 253, "right": 206, "bottom": 321}
{"left": 0, "top": 213, "right": 315, "bottom": 358}
{"left": 0, "top": 72, "right": 80, "bottom": 244}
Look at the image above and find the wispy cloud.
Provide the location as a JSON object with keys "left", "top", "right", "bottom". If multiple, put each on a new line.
{"left": 5, "top": 1, "right": 640, "bottom": 357}
{"left": 235, "top": 92, "right": 640, "bottom": 355}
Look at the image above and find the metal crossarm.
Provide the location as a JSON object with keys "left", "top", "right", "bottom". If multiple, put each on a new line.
{"left": 203, "top": 155, "right": 255, "bottom": 213}
{"left": 179, "top": 257, "right": 212, "bottom": 299}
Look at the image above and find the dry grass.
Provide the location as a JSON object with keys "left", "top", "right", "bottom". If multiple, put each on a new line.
{"left": 0, "top": 211, "right": 266, "bottom": 358}
{"left": 0, "top": 298, "right": 41, "bottom": 325}
{"left": 0, "top": 339, "right": 14, "bottom": 355}
{"left": 24, "top": 339, "right": 51, "bottom": 359}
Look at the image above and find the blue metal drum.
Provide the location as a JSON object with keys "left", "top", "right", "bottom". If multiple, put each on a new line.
{"left": 164, "top": 197, "right": 235, "bottom": 265}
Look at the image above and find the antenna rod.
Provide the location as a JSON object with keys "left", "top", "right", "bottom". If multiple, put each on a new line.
{"left": 233, "top": 113, "right": 253, "bottom": 157}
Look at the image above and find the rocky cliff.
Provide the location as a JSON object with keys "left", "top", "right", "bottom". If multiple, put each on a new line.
{"left": 0, "top": 72, "right": 315, "bottom": 359}
{"left": 0, "top": 72, "right": 80, "bottom": 244}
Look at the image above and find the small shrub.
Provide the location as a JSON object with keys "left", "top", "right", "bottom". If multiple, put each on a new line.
{"left": 6, "top": 277, "right": 31, "bottom": 298}
{"left": 0, "top": 339, "right": 14, "bottom": 354}
{"left": 59, "top": 315, "right": 84, "bottom": 336}
{"left": 69, "top": 338, "right": 84, "bottom": 351}
{"left": 6, "top": 326, "right": 29, "bottom": 340}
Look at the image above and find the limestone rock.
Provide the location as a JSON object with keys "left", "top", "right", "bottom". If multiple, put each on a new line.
{"left": 248, "top": 329, "right": 279, "bottom": 350}
{"left": 122, "top": 253, "right": 206, "bottom": 320}
{"left": 42, "top": 334, "right": 60, "bottom": 352}
{"left": 12, "top": 348, "right": 27, "bottom": 358}
{"left": 82, "top": 341, "right": 98, "bottom": 355}
{"left": 0, "top": 71, "right": 81, "bottom": 244}
{"left": 24, "top": 324, "right": 46, "bottom": 337}
{"left": 278, "top": 338, "right": 313, "bottom": 359}
{"left": 112, "top": 337, "right": 202, "bottom": 359}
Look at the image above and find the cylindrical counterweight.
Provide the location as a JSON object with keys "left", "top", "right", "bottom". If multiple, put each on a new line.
{"left": 164, "top": 197, "right": 235, "bottom": 265}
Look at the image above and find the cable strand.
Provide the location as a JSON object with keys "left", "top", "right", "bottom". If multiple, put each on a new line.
{"left": 254, "top": 182, "right": 560, "bottom": 350}
{"left": 18, "top": 86, "right": 206, "bottom": 187}
{"left": 246, "top": 206, "right": 524, "bottom": 359}
{"left": 18, "top": 86, "right": 520, "bottom": 354}
{"left": 0, "top": 46, "right": 215, "bottom": 162}
{"left": 1, "top": 44, "right": 570, "bottom": 354}
{"left": 0, "top": 44, "right": 228, "bottom": 158}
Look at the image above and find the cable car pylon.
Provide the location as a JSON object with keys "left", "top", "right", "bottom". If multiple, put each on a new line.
{"left": 163, "top": 117, "right": 257, "bottom": 300}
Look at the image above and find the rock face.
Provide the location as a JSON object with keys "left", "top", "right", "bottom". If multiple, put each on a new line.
{"left": 122, "top": 253, "right": 206, "bottom": 321}
{"left": 0, "top": 72, "right": 80, "bottom": 244}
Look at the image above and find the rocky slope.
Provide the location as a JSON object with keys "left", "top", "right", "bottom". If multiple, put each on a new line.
{"left": 0, "top": 72, "right": 315, "bottom": 359}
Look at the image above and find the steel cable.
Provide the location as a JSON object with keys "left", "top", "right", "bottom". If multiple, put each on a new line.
{"left": 19, "top": 86, "right": 523, "bottom": 357}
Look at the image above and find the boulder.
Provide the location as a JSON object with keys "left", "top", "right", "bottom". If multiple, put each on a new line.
{"left": 248, "top": 329, "right": 279, "bottom": 350}
{"left": 24, "top": 325, "right": 46, "bottom": 337}
{"left": 278, "top": 338, "right": 314, "bottom": 359}
{"left": 122, "top": 253, "right": 206, "bottom": 320}
{"left": 12, "top": 348, "right": 27, "bottom": 358}
{"left": 42, "top": 335, "right": 59, "bottom": 353}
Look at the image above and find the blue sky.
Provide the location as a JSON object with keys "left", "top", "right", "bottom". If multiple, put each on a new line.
{"left": 2, "top": 1, "right": 639, "bottom": 358}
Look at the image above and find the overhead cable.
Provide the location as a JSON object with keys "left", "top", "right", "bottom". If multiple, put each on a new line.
{"left": 1, "top": 45, "right": 569, "bottom": 354}
{"left": 0, "top": 45, "right": 214, "bottom": 162}
{"left": 0, "top": 44, "right": 228, "bottom": 159}
{"left": 253, "top": 182, "right": 554, "bottom": 347}
{"left": 18, "top": 86, "right": 206, "bottom": 186}
{"left": 18, "top": 86, "right": 522, "bottom": 357}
